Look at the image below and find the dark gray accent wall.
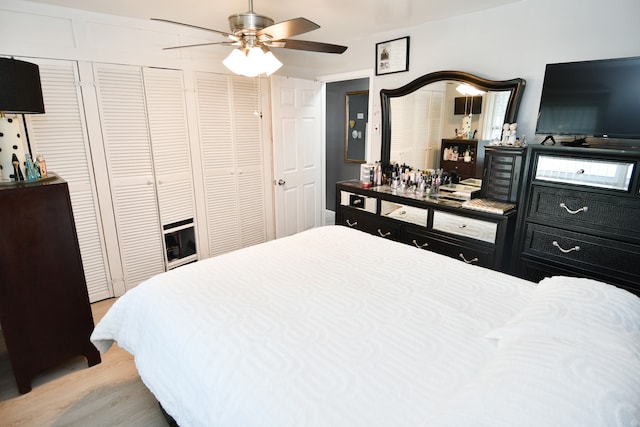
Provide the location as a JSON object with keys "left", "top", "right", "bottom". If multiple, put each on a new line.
{"left": 326, "top": 78, "right": 369, "bottom": 211}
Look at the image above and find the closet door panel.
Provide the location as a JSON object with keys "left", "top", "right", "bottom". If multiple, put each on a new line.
{"left": 93, "top": 63, "right": 164, "bottom": 290}
{"left": 195, "top": 73, "right": 268, "bottom": 256}
{"left": 111, "top": 181, "right": 163, "bottom": 285}
{"left": 143, "top": 67, "right": 196, "bottom": 227}
{"left": 229, "top": 76, "right": 267, "bottom": 246}
{"left": 23, "top": 58, "right": 112, "bottom": 302}
{"left": 205, "top": 175, "right": 242, "bottom": 255}
{"left": 196, "top": 73, "right": 238, "bottom": 256}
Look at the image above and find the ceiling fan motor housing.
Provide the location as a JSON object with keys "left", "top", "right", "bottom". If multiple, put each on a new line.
{"left": 228, "top": 13, "right": 274, "bottom": 35}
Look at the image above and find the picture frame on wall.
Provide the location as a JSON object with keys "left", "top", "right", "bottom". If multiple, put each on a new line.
{"left": 375, "top": 36, "right": 410, "bottom": 76}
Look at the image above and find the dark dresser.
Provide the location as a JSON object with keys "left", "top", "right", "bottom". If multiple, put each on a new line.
{"left": 336, "top": 180, "right": 518, "bottom": 272}
{"left": 0, "top": 175, "right": 100, "bottom": 393}
{"left": 513, "top": 144, "right": 640, "bottom": 295}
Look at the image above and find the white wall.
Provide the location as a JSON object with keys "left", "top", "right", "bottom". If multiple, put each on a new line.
{"left": 2, "top": 0, "right": 640, "bottom": 162}
{"left": 350, "top": 0, "right": 640, "bottom": 161}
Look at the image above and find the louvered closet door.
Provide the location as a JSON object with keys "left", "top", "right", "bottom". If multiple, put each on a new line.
{"left": 23, "top": 58, "right": 112, "bottom": 302}
{"left": 195, "top": 73, "right": 267, "bottom": 256}
{"left": 142, "top": 67, "right": 195, "bottom": 228}
{"left": 93, "top": 63, "right": 164, "bottom": 290}
{"left": 231, "top": 76, "right": 267, "bottom": 248}
{"left": 426, "top": 91, "right": 444, "bottom": 168}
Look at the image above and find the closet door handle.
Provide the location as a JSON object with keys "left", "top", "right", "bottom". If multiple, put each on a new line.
{"left": 346, "top": 219, "right": 357, "bottom": 227}
{"left": 559, "top": 202, "right": 588, "bottom": 214}
{"left": 459, "top": 253, "right": 479, "bottom": 264}
{"left": 552, "top": 240, "right": 580, "bottom": 254}
{"left": 377, "top": 229, "right": 391, "bottom": 238}
{"left": 412, "top": 239, "right": 429, "bottom": 249}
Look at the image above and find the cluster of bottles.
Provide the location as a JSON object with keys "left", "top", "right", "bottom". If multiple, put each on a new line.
{"left": 443, "top": 145, "right": 473, "bottom": 163}
{"left": 385, "top": 163, "right": 452, "bottom": 197}
{"left": 21, "top": 153, "right": 48, "bottom": 181}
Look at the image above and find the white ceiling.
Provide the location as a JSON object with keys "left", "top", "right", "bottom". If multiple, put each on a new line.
{"left": 24, "top": 0, "right": 521, "bottom": 45}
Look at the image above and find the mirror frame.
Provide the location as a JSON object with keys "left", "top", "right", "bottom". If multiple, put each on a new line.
{"left": 380, "top": 70, "right": 526, "bottom": 167}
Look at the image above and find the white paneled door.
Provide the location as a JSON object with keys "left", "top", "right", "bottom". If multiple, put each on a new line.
{"left": 24, "top": 58, "right": 113, "bottom": 302}
{"left": 270, "top": 75, "right": 323, "bottom": 238}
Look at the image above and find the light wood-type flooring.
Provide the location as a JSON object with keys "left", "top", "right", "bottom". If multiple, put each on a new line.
{"left": 0, "top": 298, "right": 168, "bottom": 426}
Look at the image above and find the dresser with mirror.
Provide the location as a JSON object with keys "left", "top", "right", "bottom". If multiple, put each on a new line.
{"left": 336, "top": 70, "right": 526, "bottom": 272}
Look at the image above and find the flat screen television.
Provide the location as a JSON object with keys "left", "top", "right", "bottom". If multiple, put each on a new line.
{"left": 454, "top": 96, "right": 482, "bottom": 115}
{"left": 536, "top": 56, "right": 640, "bottom": 140}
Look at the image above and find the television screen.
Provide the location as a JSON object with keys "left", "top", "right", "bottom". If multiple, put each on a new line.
{"left": 536, "top": 56, "right": 640, "bottom": 139}
{"left": 454, "top": 96, "right": 482, "bottom": 115}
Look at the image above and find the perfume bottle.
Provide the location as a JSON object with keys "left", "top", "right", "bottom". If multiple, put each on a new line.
{"left": 37, "top": 153, "right": 48, "bottom": 177}
{"left": 25, "top": 153, "right": 40, "bottom": 181}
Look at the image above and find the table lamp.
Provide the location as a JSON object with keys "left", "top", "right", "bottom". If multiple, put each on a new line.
{"left": 0, "top": 57, "right": 45, "bottom": 183}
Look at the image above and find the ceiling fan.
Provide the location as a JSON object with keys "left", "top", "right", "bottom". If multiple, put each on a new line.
{"left": 152, "top": 0, "right": 347, "bottom": 76}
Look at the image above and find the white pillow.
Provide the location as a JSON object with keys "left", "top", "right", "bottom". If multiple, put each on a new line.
{"left": 429, "top": 335, "right": 640, "bottom": 427}
{"left": 485, "top": 276, "right": 640, "bottom": 358}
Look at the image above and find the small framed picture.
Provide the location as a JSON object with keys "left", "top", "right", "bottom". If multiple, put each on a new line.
{"left": 375, "top": 36, "right": 410, "bottom": 76}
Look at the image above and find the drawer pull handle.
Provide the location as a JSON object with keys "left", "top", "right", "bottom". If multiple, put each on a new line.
{"left": 412, "top": 239, "right": 429, "bottom": 249}
{"left": 346, "top": 220, "right": 358, "bottom": 227}
{"left": 559, "top": 202, "right": 588, "bottom": 215}
{"left": 576, "top": 169, "right": 585, "bottom": 175}
{"left": 459, "top": 224, "right": 467, "bottom": 229}
{"left": 378, "top": 229, "right": 391, "bottom": 238}
{"left": 459, "top": 253, "right": 479, "bottom": 264}
{"left": 552, "top": 240, "right": 580, "bottom": 254}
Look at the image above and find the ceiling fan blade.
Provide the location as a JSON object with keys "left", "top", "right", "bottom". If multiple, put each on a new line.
{"left": 162, "top": 41, "right": 236, "bottom": 50}
{"left": 151, "top": 18, "right": 238, "bottom": 40}
{"left": 258, "top": 17, "right": 320, "bottom": 40}
{"left": 273, "top": 39, "right": 348, "bottom": 54}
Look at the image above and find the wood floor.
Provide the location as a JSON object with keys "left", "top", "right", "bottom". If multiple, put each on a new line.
{"left": 0, "top": 298, "right": 168, "bottom": 426}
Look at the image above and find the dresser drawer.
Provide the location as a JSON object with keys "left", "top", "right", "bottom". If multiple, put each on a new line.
{"left": 534, "top": 154, "right": 634, "bottom": 191}
{"left": 338, "top": 207, "right": 402, "bottom": 241}
{"left": 521, "top": 223, "right": 640, "bottom": 282}
{"left": 406, "top": 228, "right": 496, "bottom": 268}
{"left": 340, "top": 190, "right": 377, "bottom": 214}
{"left": 432, "top": 211, "right": 498, "bottom": 243}
{"left": 527, "top": 185, "right": 640, "bottom": 239}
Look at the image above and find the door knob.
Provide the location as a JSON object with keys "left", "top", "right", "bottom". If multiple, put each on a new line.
{"left": 276, "top": 179, "right": 286, "bottom": 186}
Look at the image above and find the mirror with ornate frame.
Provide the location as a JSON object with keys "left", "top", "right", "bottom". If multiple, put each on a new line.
{"left": 380, "top": 71, "right": 526, "bottom": 169}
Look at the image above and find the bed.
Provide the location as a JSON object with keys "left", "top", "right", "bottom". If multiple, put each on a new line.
{"left": 91, "top": 225, "right": 640, "bottom": 426}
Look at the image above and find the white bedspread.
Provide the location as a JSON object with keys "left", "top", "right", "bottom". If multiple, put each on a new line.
{"left": 91, "top": 226, "right": 640, "bottom": 426}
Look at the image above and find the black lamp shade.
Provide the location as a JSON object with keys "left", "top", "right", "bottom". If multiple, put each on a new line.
{"left": 0, "top": 58, "right": 45, "bottom": 114}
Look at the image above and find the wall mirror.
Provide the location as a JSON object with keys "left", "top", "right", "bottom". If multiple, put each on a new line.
{"left": 380, "top": 71, "right": 525, "bottom": 169}
{"left": 345, "top": 90, "right": 369, "bottom": 163}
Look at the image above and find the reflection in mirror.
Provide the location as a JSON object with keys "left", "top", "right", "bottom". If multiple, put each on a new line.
{"left": 345, "top": 90, "right": 368, "bottom": 163}
{"left": 381, "top": 71, "right": 525, "bottom": 169}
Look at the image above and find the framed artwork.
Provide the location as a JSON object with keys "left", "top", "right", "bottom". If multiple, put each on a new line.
{"left": 375, "top": 36, "right": 410, "bottom": 76}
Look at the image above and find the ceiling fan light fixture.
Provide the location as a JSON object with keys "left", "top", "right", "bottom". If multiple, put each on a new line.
{"left": 456, "top": 83, "right": 485, "bottom": 96}
{"left": 223, "top": 48, "right": 249, "bottom": 75}
{"left": 223, "top": 45, "right": 282, "bottom": 77}
{"left": 262, "top": 49, "right": 283, "bottom": 76}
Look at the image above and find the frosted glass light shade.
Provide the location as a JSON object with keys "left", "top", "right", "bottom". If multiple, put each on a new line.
{"left": 456, "top": 83, "right": 485, "bottom": 96}
{"left": 223, "top": 47, "right": 283, "bottom": 77}
{"left": 262, "top": 51, "right": 283, "bottom": 76}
